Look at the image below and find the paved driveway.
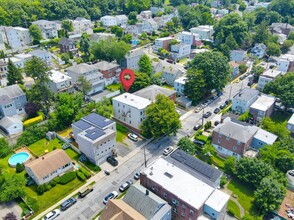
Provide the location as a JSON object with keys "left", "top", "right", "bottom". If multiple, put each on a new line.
{"left": 0, "top": 201, "right": 22, "bottom": 219}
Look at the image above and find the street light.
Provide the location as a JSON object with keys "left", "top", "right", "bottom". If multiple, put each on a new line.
{"left": 201, "top": 107, "right": 205, "bottom": 127}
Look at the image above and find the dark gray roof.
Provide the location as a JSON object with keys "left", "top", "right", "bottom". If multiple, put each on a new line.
{"left": 72, "top": 120, "right": 92, "bottom": 130}
{"left": 233, "top": 88, "right": 259, "bottom": 102}
{"left": 59, "top": 38, "right": 75, "bottom": 46}
{"left": 167, "top": 149, "right": 223, "bottom": 186}
{"left": 0, "top": 84, "right": 25, "bottom": 99}
{"left": 84, "top": 127, "right": 105, "bottom": 140}
{"left": 83, "top": 113, "right": 113, "bottom": 129}
{"left": 94, "top": 61, "right": 119, "bottom": 71}
{"left": 123, "top": 184, "right": 167, "bottom": 219}
{"left": 0, "top": 95, "right": 13, "bottom": 105}
{"left": 133, "top": 85, "right": 176, "bottom": 102}
{"left": 66, "top": 63, "right": 97, "bottom": 74}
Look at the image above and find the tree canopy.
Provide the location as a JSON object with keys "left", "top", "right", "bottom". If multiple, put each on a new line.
{"left": 6, "top": 59, "right": 23, "bottom": 86}
{"left": 141, "top": 94, "right": 181, "bottom": 138}
{"left": 0, "top": 174, "right": 26, "bottom": 202}
{"left": 61, "top": 20, "right": 74, "bottom": 32}
{"left": 0, "top": 138, "right": 12, "bottom": 158}
{"left": 177, "top": 137, "right": 195, "bottom": 153}
{"left": 29, "top": 24, "right": 42, "bottom": 44}
{"left": 128, "top": 72, "right": 151, "bottom": 93}
{"left": 138, "top": 54, "right": 152, "bottom": 76}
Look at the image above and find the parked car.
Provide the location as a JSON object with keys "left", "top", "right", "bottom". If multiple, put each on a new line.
{"left": 103, "top": 191, "right": 118, "bottom": 204}
{"left": 78, "top": 186, "right": 93, "bottom": 198}
{"left": 240, "top": 75, "right": 246, "bottom": 80}
{"left": 107, "top": 156, "right": 118, "bottom": 166}
{"left": 163, "top": 146, "right": 174, "bottom": 156}
{"left": 193, "top": 140, "right": 205, "bottom": 147}
{"left": 134, "top": 172, "right": 141, "bottom": 180}
{"left": 176, "top": 110, "right": 181, "bottom": 114}
{"left": 193, "top": 124, "right": 201, "bottom": 131}
{"left": 119, "top": 180, "right": 133, "bottom": 192}
{"left": 225, "top": 99, "right": 231, "bottom": 105}
{"left": 61, "top": 198, "right": 77, "bottom": 211}
{"left": 43, "top": 209, "right": 60, "bottom": 220}
{"left": 213, "top": 108, "right": 220, "bottom": 114}
{"left": 289, "top": 170, "right": 294, "bottom": 177}
{"left": 104, "top": 170, "right": 110, "bottom": 175}
{"left": 247, "top": 82, "right": 253, "bottom": 86}
{"left": 214, "top": 121, "right": 220, "bottom": 126}
{"left": 195, "top": 107, "right": 202, "bottom": 113}
{"left": 128, "top": 133, "right": 138, "bottom": 142}
{"left": 203, "top": 111, "right": 212, "bottom": 118}
{"left": 167, "top": 59, "right": 175, "bottom": 64}
{"left": 219, "top": 103, "right": 227, "bottom": 109}
{"left": 159, "top": 57, "right": 165, "bottom": 60}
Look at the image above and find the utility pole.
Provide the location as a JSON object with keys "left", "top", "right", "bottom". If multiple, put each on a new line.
{"left": 228, "top": 85, "right": 233, "bottom": 100}
{"left": 144, "top": 146, "right": 147, "bottom": 167}
{"left": 201, "top": 108, "right": 205, "bottom": 127}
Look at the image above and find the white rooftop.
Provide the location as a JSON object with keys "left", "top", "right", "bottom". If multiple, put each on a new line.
{"left": 279, "top": 54, "right": 294, "bottom": 62}
{"left": 254, "top": 129, "right": 277, "bottom": 145}
{"left": 204, "top": 189, "right": 230, "bottom": 212}
{"left": 142, "top": 158, "right": 215, "bottom": 210}
{"left": 112, "top": 93, "right": 151, "bottom": 110}
{"left": 288, "top": 114, "right": 294, "bottom": 125}
{"left": 174, "top": 76, "right": 187, "bottom": 84}
{"left": 14, "top": 54, "right": 33, "bottom": 60}
{"left": 262, "top": 69, "right": 283, "bottom": 78}
{"left": 250, "top": 95, "right": 275, "bottom": 111}
{"left": 49, "top": 70, "right": 71, "bottom": 83}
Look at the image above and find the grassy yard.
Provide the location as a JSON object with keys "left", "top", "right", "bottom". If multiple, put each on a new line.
{"left": 82, "top": 160, "right": 101, "bottom": 172}
{"left": 116, "top": 123, "right": 128, "bottom": 143}
{"left": 211, "top": 154, "right": 225, "bottom": 169}
{"left": 65, "top": 148, "right": 79, "bottom": 161}
{"left": 28, "top": 138, "right": 63, "bottom": 157}
{"left": 57, "top": 127, "right": 72, "bottom": 138}
{"left": 162, "top": 84, "right": 174, "bottom": 90}
{"left": 25, "top": 178, "right": 85, "bottom": 216}
{"left": 105, "top": 83, "right": 121, "bottom": 92}
{"left": 0, "top": 153, "right": 17, "bottom": 174}
{"left": 227, "top": 199, "right": 241, "bottom": 218}
{"left": 271, "top": 111, "right": 291, "bottom": 123}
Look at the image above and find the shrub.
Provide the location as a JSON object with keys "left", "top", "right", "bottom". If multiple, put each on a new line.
{"left": 220, "top": 176, "right": 228, "bottom": 187}
{"left": 36, "top": 184, "right": 45, "bottom": 195}
{"left": 79, "top": 167, "right": 91, "bottom": 179}
{"left": 93, "top": 166, "right": 101, "bottom": 172}
{"left": 50, "top": 179, "right": 57, "bottom": 187}
{"left": 16, "top": 125, "right": 48, "bottom": 147}
{"left": 44, "top": 183, "right": 51, "bottom": 191}
{"left": 227, "top": 207, "right": 236, "bottom": 216}
{"left": 77, "top": 171, "right": 86, "bottom": 181}
{"left": 23, "top": 115, "right": 44, "bottom": 127}
{"left": 53, "top": 176, "right": 60, "bottom": 183}
{"left": 26, "top": 196, "right": 39, "bottom": 212}
{"left": 93, "top": 27, "right": 106, "bottom": 33}
{"left": 15, "top": 163, "right": 24, "bottom": 173}
{"left": 0, "top": 174, "right": 5, "bottom": 186}
{"left": 59, "top": 171, "right": 76, "bottom": 185}
{"left": 204, "top": 121, "right": 212, "bottom": 130}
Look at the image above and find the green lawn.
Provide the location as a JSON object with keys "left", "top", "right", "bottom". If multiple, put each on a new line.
{"left": 65, "top": 148, "right": 79, "bottom": 161}
{"left": 211, "top": 154, "right": 225, "bottom": 169}
{"left": 105, "top": 83, "right": 121, "bottom": 92}
{"left": 227, "top": 179, "right": 255, "bottom": 215}
{"left": 162, "top": 84, "right": 174, "bottom": 90}
{"left": 28, "top": 138, "right": 63, "bottom": 157}
{"left": 178, "top": 57, "right": 188, "bottom": 64}
{"left": 271, "top": 111, "right": 291, "bottom": 123}
{"left": 25, "top": 178, "right": 85, "bottom": 216}
{"left": 116, "top": 123, "right": 128, "bottom": 143}
{"left": 0, "top": 154, "right": 17, "bottom": 174}
{"left": 81, "top": 161, "right": 101, "bottom": 172}
{"left": 227, "top": 199, "right": 241, "bottom": 218}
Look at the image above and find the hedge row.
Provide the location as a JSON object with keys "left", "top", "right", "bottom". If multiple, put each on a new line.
{"left": 79, "top": 167, "right": 91, "bottom": 179}
{"left": 23, "top": 115, "right": 43, "bottom": 127}
{"left": 77, "top": 171, "right": 86, "bottom": 181}
{"left": 59, "top": 171, "right": 76, "bottom": 185}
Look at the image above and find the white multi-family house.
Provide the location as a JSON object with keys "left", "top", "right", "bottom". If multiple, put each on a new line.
{"left": 65, "top": 63, "right": 105, "bottom": 95}
{"left": 230, "top": 50, "right": 247, "bottom": 62}
{"left": 162, "top": 65, "right": 184, "bottom": 86}
{"left": 190, "top": 25, "right": 214, "bottom": 41}
{"left": 112, "top": 93, "right": 151, "bottom": 132}
{"left": 142, "top": 19, "right": 158, "bottom": 33}
{"left": 218, "top": 9, "right": 229, "bottom": 15}
{"left": 115, "top": 15, "right": 128, "bottom": 26}
{"left": 257, "top": 69, "right": 285, "bottom": 90}
{"left": 72, "top": 113, "right": 116, "bottom": 165}
{"left": 47, "top": 70, "right": 74, "bottom": 93}
{"left": 170, "top": 42, "right": 191, "bottom": 61}
{"left": 32, "top": 20, "right": 58, "bottom": 39}
{"left": 101, "top": 16, "right": 117, "bottom": 27}
{"left": 25, "top": 149, "right": 73, "bottom": 185}
{"left": 14, "top": 53, "right": 33, "bottom": 64}
{"left": 125, "top": 25, "right": 140, "bottom": 36}
{"left": 277, "top": 54, "right": 294, "bottom": 72}
{"left": 174, "top": 76, "right": 187, "bottom": 96}
{"left": 120, "top": 48, "right": 145, "bottom": 70}
{"left": 29, "top": 49, "right": 52, "bottom": 66}
{"left": 72, "top": 17, "right": 93, "bottom": 34}
{"left": 140, "top": 11, "right": 152, "bottom": 19}
{"left": 153, "top": 37, "right": 173, "bottom": 52}
{"left": 250, "top": 43, "right": 267, "bottom": 59}
{"left": 2, "top": 27, "right": 31, "bottom": 49}
{"left": 177, "top": 31, "right": 202, "bottom": 47}
{"left": 232, "top": 88, "right": 259, "bottom": 114}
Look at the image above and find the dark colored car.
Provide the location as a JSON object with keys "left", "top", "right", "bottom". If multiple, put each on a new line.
{"left": 107, "top": 156, "right": 118, "bottom": 166}
{"left": 167, "top": 59, "right": 176, "bottom": 64}
{"left": 203, "top": 111, "right": 212, "bottom": 118}
{"left": 214, "top": 121, "right": 220, "bottom": 126}
{"left": 193, "top": 124, "right": 201, "bottom": 131}
{"left": 193, "top": 140, "right": 205, "bottom": 146}
{"left": 219, "top": 103, "right": 227, "bottom": 109}
{"left": 61, "top": 198, "right": 77, "bottom": 211}
{"left": 159, "top": 56, "right": 165, "bottom": 60}
{"left": 213, "top": 108, "right": 220, "bottom": 114}
{"left": 134, "top": 172, "right": 141, "bottom": 180}
{"left": 225, "top": 99, "right": 231, "bottom": 105}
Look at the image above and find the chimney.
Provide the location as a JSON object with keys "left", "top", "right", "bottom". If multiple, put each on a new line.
{"left": 146, "top": 190, "right": 149, "bottom": 196}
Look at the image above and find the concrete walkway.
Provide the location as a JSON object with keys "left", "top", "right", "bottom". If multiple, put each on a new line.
{"left": 221, "top": 185, "right": 245, "bottom": 218}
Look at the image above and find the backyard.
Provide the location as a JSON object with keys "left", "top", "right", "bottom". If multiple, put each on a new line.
{"left": 227, "top": 199, "right": 241, "bottom": 218}
{"left": 116, "top": 123, "right": 128, "bottom": 144}
{"left": 28, "top": 138, "right": 63, "bottom": 157}
{"left": 105, "top": 83, "right": 121, "bottom": 92}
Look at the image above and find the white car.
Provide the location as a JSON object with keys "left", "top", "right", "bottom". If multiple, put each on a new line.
{"left": 43, "top": 209, "right": 60, "bottom": 220}
{"left": 195, "top": 107, "right": 202, "bottom": 113}
{"left": 176, "top": 110, "right": 181, "bottom": 114}
{"left": 103, "top": 191, "right": 118, "bottom": 204}
{"left": 163, "top": 146, "right": 174, "bottom": 156}
{"left": 128, "top": 133, "right": 138, "bottom": 142}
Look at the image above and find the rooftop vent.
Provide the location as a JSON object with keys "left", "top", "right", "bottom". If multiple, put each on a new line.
{"left": 164, "top": 172, "right": 173, "bottom": 178}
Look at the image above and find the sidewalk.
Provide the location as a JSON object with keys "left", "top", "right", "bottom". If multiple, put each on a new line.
{"left": 34, "top": 139, "right": 153, "bottom": 220}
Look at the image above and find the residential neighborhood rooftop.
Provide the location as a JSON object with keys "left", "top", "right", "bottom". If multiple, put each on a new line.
{"left": 83, "top": 113, "right": 114, "bottom": 129}
{"left": 262, "top": 69, "right": 284, "bottom": 78}
{"left": 112, "top": 93, "right": 151, "bottom": 110}
{"left": 250, "top": 95, "right": 276, "bottom": 111}
{"left": 133, "top": 85, "right": 176, "bottom": 102}
{"left": 49, "top": 70, "right": 71, "bottom": 83}
{"left": 66, "top": 63, "right": 97, "bottom": 74}
{"left": 254, "top": 129, "right": 278, "bottom": 146}
{"left": 233, "top": 88, "right": 259, "bottom": 102}
{"left": 288, "top": 114, "right": 294, "bottom": 125}
{"left": 174, "top": 76, "right": 187, "bottom": 84}
{"left": 0, "top": 84, "right": 25, "bottom": 98}
{"left": 94, "top": 61, "right": 119, "bottom": 71}
{"left": 204, "top": 189, "right": 230, "bottom": 212}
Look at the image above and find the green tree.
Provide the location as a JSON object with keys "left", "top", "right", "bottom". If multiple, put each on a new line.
{"left": 6, "top": 59, "right": 23, "bottom": 85}
{"left": 268, "top": 0, "right": 294, "bottom": 17}
{"left": 184, "top": 70, "right": 206, "bottom": 104}
{"left": 77, "top": 75, "right": 91, "bottom": 97}
{"left": 138, "top": 54, "right": 152, "bottom": 76}
{"left": 263, "top": 72, "right": 294, "bottom": 108}
{"left": 253, "top": 22, "right": 270, "bottom": 44}
{"left": 121, "top": 33, "right": 132, "bottom": 43}
{"left": 80, "top": 34, "right": 90, "bottom": 56}
{"left": 261, "top": 117, "right": 290, "bottom": 139}
{"left": 254, "top": 176, "right": 286, "bottom": 213}
{"left": 128, "top": 72, "right": 150, "bottom": 93}
{"left": 281, "top": 40, "right": 294, "bottom": 54}
{"left": 225, "top": 33, "right": 239, "bottom": 50}
{"left": 158, "top": 48, "right": 170, "bottom": 58}
{"left": 266, "top": 42, "right": 281, "bottom": 56}
{"left": 141, "top": 94, "right": 181, "bottom": 138}
{"left": 95, "top": 97, "right": 113, "bottom": 119}
{"left": 29, "top": 24, "right": 42, "bottom": 44}
{"left": 0, "top": 174, "right": 26, "bottom": 202}
{"left": 91, "top": 38, "right": 131, "bottom": 62}
{"left": 126, "top": 0, "right": 151, "bottom": 13}
{"left": 288, "top": 32, "right": 294, "bottom": 41}
{"left": 15, "top": 163, "right": 24, "bottom": 173}
{"left": 128, "top": 11, "right": 138, "bottom": 24}
{"left": 61, "top": 20, "right": 74, "bottom": 32}
{"left": 224, "top": 156, "right": 236, "bottom": 175}
{"left": 178, "top": 137, "right": 195, "bottom": 153}
{"left": 111, "top": 26, "right": 123, "bottom": 37}
{"left": 60, "top": 53, "right": 70, "bottom": 64}
{"left": 0, "top": 138, "right": 12, "bottom": 158}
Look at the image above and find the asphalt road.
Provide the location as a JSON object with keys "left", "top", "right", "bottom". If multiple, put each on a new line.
{"left": 53, "top": 75, "right": 251, "bottom": 220}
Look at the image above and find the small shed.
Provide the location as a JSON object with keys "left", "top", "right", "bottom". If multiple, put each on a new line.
{"left": 176, "top": 96, "right": 192, "bottom": 108}
{"left": 46, "top": 131, "right": 56, "bottom": 140}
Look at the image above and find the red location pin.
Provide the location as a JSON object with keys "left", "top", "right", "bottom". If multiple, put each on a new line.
{"left": 119, "top": 68, "right": 135, "bottom": 92}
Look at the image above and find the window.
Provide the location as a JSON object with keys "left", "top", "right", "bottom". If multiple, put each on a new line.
{"left": 237, "top": 141, "right": 241, "bottom": 145}
{"left": 172, "top": 208, "right": 178, "bottom": 213}
{"left": 226, "top": 135, "right": 230, "bottom": 140}
{"left": 233, "top": 146, "right": 237, "bottom": 151}
{"left": 181, "top": 212, "right": 185, "bottom": 217}
{"left": 151, "top": 186, "right": 155, "bottom": 191}
{"left": 182, "top": 204, "right": 186, "bottom": 209}
{"left": 163, "top": 192, "right": 167, "bottom": 198}
{"left": 189, "top": 210, "right": 194, "bottom": 215}
{"left": 218, "top": 146, "right": 222, "bottom": 150}
{"left": 218, "top": 139, "right": 221, "bottom": 144}
{"left": 218, "top": 133, "right": 222, "bottom": 138}
{"left": 172, "top": 199, "right": 179, "bottom": 206}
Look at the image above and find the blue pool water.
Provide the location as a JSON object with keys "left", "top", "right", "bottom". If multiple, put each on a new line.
{"left": 8, "top": 152, "right": 30, "bottom": 167}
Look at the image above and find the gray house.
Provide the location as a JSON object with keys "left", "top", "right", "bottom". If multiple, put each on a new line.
{"left": 120, "top": 48, "right": 145, "bottom": 70}
{"left": 0, "top": 84, "right": 27, "bottom": 118}
{"left": 162, "top": 65, "right": 184, "bottom": 86}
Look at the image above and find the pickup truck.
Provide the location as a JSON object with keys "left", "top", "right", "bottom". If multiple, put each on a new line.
{"left": 78, "top": 185, "right": 93, "bottom": 198}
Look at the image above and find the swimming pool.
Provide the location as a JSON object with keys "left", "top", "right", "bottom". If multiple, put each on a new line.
{"left": 8, "top": 152, "right": 30, "bottom": 167}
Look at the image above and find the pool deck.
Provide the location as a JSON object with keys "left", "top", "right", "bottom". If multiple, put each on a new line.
{"left": 14, "top": 147, "right": 35, "bottom": 164}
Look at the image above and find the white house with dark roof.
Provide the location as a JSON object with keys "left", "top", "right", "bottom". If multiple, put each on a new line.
{"left": 0, "top": 84, "right": 27, "bottom": 118}
{"left": 72, "top": 113, "right": 116, "bottom": 165}
{"left": 232, "top": 88, "right": 259, "bottom": 114}
{"left": 250, "top": 43, "right": 267, "bottom": 59}
{"left": 65, "top": 63, "right": 105, "bottom": 95}
{"left": 25, "top": 149, "right": 73, "bottom": 185}
{"left": 112, "top": 93, "right": 151, "bottom": 132}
